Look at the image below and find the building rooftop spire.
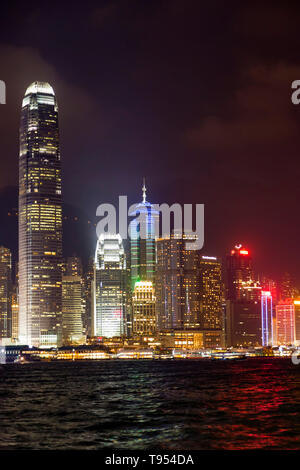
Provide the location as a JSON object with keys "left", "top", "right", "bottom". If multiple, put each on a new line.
{"left": 142, "top": 177, "right": 146, "bottom": 203}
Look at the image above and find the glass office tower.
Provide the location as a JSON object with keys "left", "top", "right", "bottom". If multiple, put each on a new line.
{"left": 129, "top": 180, "right": 158, "bottom": 290}
{"left": 93, "top": 234, "right": 126, "bottom": 337}
{"left": 199, "top": 255, "right": 223, "bottom": 330}
{"left": 156, "top": 232, "right": 200, "bottom": 330}
{"left": 132, "top": 280, "right": 156, "bottom": 335}
{"left": 62, "top": 275, "right": 84, "bottom": 345}
{"left": 0, "top": 247, "right": 12, "bottom": 339}
{"left": 19, "top": 82, "right": 62, "bottom": 347}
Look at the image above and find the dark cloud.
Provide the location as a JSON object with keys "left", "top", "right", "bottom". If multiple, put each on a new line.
{"left": 186, "top": 63, "right": 299, "bottom": 150}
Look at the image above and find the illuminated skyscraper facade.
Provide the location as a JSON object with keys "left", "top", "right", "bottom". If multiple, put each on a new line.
{"left": 63, "top": 256, "right": 83, "bottom": 277}
{"left": 226, "top": 300, "right": 261, "bottom": 347}
{"left": 132, "top": 281, "right": 156, "bottom": 335}
{"left": 62, "top": 275, "right": 84, "bottom": 345}
{"left": 199, "top": 256, "right": 223, "bottom": 329}
{"left": 275, "top": 301, "right": 295, "bottom": 346}
{"left": 261, "top": 290, "right": 273, "bottom": 346}
{"left": 156, "top": 232, "right": 200, "bottom": 330}
{"left": 130, "top": 180, "right": 158, "bottom": 290}
{"left": 0, "top": 247, "right": 12, "bottom": 339}
{"left": 294, "top": 300, "right": 300, "bottom": 344}
{"left": 11, "top": 287, "right": 19, "bottom": 343}
{"left": 62, "top": 256, "right": 85, "bottom": 344}
{"left": 279, "top": 272, "right": 295, "bottom": 301}
{"left": 84, "top": 257, "right": 94, "bottom": 337}
{"left": 19, "top": 82, "right": 62, "bottom": 347}
{"left": 93, "top": 234, "right": 126, "bottom": 337}
{"left": 226, "top": 245, "right": 253, "bottom": 301}
{"left": 225, "top": 245, "right": 261, "bottom": 347}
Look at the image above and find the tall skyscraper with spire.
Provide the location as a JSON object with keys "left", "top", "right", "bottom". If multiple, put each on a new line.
{"left": 19, "top": 82, "right": 62, "bottom": 347}
{"left": 129, "top": 179, "right": 158, "bottom": 290}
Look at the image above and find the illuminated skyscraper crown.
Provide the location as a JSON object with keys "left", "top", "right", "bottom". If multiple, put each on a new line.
{"left": 25, "top": 81, "right": 55, "bottom": 96}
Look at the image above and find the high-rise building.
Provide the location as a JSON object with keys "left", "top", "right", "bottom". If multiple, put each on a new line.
{"left": 294, "top": 299, "right": 300, "bottom": 344}
{"left": 62, "top": 255, "right": 85, "bottom": 344}
{"left": 83, "top": 257, "right": 94, "bottom": 338}
{"left": 199, "top": 256, "right": 223, "bottom": 330}
{"left": 132, "top": 281, "right": 156, "bottom": 335}
{"left": 279, "top": 272, "right": 295, "bottom": 301}
{"left": 63, "top": 256, "right": 83, "bottom": 277}
{"left": 261, "top": 290, "right": 273, "bottom": 346}
{"left": 226, "top": 245, "right": 253, "bottom": 301}
{"left": 225, "top": 300, "right": 261, "bottom": 347}
{"left": 275, "top": 301, "right": 295, "bottom": 346}
{"left": 11, "top": 286, "right": 19, "bottom": 343}
{"left": 0, "top": 247, "right": 12, "bottom": 339}
{"left": 156, "top": 232, "right": 200, "bottom": 330}
{"left": 93, "top": 234, "right": 127, "bottom": 337}
{"left": 19, "top": 81, "right": 62, "bottom": 347}
{"left": 225, "top": 244, "right": 262, "bottom": 347}
{"left": 261, "top": 277, "right": 278, "bottom": 304}
{"left": 130, "top": 180, "right": 158, "bottom": 290}
{"left": 62, "top": 275, "right": 84, "bottom": 345}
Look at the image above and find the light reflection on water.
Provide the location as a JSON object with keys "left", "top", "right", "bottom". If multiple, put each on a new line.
{"left": 0, "top": 358, "right": 300, "bottom": 449}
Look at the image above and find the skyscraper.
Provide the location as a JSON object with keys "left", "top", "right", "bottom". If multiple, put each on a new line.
{"left": 226, "top": 244, "right": 253, "bottom": 301}
{"left": 62, "top": 275, "right": 84, "bottom": 345}
{"left": 130, "top": 180, "right": 158, "bottom": 290}
{"left": 83, "top": 257, "right": 94, "bottom": 338}
{"left": 132, "top": 281, "right": 156, "bottom": 335}
{"left": 225, "top": 245, "right": 261, "bottom": 347}
{"left": 199, "top": 256, "right": 223, "bottom": 330}
{"left": 19, "top": 82, "right": 62, "bottom": 347}
{"left": 225, "top": 300, "right": 261, "bottom": 347}
{"left": 63, "top": 256, "right": 83, "bottom": 277}
{"left": 156, "top": 232, "right": 200, "bottom": 330}
{"left": 294, "top": 299, "right": 300, "bottom": 344}
{"left": 275, "top": 301, "right": 295, "bottom": 346}
{"left": 261, "top": 290, "right": 273, "bottom": 346}
{"left": 0, "top": 247, "right": 12, "bottom": 339}
{"left": 11, "top": 286, "right": 19, "bottom": 343}
{"left": 93, "top": 234, "right": 126, "bottom": 337}
{"left": 279, "top": 272, "right": 295, "bottom": 301}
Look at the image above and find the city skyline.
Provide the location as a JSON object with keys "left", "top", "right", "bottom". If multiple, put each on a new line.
{"left": 9, "top": 80, "right": 297, "bottom": 350}
{"left": 1, "top": 2, "right": 300, "bottom": 284}
{"left": 1, "top": 72, "right": 298, "bottom": 349}
{"left": 2, "top": 2, "right": 300, "bottom": 454}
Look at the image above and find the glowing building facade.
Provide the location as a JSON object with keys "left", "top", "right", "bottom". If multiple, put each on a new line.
{"left": 132, "top": 281, "right": 156, "bottom": 335}
{"left": 63, "top": 256, "right": 83, "bottom": 277}
{"left": 62, "top": 275, "right": 84, "bottom": 345}
{"left": 156, "top": 232, "right": 200, "bottom": 330}
{"left": 0, "top": 247, "right": 12, "bottom": 339}
{"left": 130, "top": 180, "right": 158, "bottom": 290}
{"left": 11, "top": 287, "right": 19, "bottom": 343}
{"left": 294, "top": 300, "right": 300, "bottom": 344}
{"left": 93, "top": 234, "right": 126, "bottom": 337}
{"left": 226, "top": 300, "right": 261, "bottom": 347}
{"left": 19, "top": 82, "right": 62, "bottom": 347}
{"left": 261, "top": 290, "right": 273, "bottom": 346}
{"left": 225, "top": 244, "right": 261, "bottom": 347}
{"left": 275, "top": 301, "right": 295, "bottom": 346}
{"left": 226, "top": 245, "right": 253, "bottom": 301}
{"left": 199, "top": 256, "right": 223, "bottom": 330}
{"left": 83, "top": 257, "right": 94, "bottom": 337}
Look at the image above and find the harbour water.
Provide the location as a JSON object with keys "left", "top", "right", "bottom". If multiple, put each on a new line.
{"left": 0, "top": 358, "right": 300, "bottom": 450}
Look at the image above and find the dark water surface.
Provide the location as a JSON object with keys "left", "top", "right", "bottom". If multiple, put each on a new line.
{"left": 0, "top": 358, "right": 300, "bottom": 450}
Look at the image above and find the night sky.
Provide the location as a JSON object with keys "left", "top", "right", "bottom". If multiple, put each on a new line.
{"left": 1, "top": 1, "right": 300, "bottom": 282}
